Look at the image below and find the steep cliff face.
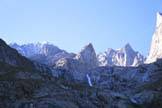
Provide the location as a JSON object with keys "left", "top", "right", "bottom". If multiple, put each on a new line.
{"left": 146, "top": 12, "right": 162, "bottom": 63}
{"left": 54, "top": 43, "right": 99, "bottom": 81}
{"left": 98, "top": 44, "right": 145, "bottom": 67}
{"left": 75, "top": 43, "right": 98, "bottom": 68}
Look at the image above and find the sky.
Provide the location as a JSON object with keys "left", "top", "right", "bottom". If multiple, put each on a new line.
{"left": 0, "top": 0, "right": 162, "bottom": 55}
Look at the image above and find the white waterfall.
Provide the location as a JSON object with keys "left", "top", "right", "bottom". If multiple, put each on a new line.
{"left": 86, "top": 74, "right": 93, "bottom": 87}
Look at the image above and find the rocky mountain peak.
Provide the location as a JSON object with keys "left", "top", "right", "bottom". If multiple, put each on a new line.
{"left": 156, "top": 12, "right": 162, "bottom": 27}
{"left": 75, "top": 43, "right": 98, "bottom": 68}
{"left": 10, "top": 43, "right": 19, "bottom": 48}
{"left": 123, "top": 43, "right": 133, "bottom": 51}
{"left": 105, "top": 48, "right": 115, "bottom": 53}
{"left": 98, "top": 44, "right": 145, "bottom": 67}
{"left": 41, "top": 43, "right": 62, "bottom": 56}
{"left": 10, "top": 42, "right": 75, "bottom": 66}
{"left": 10, "top": 42, "right": 63, "bottom": 57}
{"left": 80, "top": 43, "right": 94, "bottom": 52}
{"left": 146, "top": 12, "right": 162, "bottom": 63}
{"left": 122, "top": 43, "right": 136, "bottom": 56}
{"left": 0, "top": 38, "right": 8, "bottom": 47}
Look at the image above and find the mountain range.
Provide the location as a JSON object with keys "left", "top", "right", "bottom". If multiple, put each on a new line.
{"left": 10, "top": 42, "right": 145, "bottom": 67}
{"left": 0, "top": 12, "right": 162, "bottom": 108}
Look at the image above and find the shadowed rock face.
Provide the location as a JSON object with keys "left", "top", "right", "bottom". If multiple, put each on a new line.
{"left": 146, "top": 12, "right": 162, "bottom": 63}
{"left": 0, "top": 39, "right": 34, "bottom": 69}
{"left": 75, "top": 43, "right": 98, "bottom": 68}
{"left": 98, "top": 43, "right": 145, "bottom": 67}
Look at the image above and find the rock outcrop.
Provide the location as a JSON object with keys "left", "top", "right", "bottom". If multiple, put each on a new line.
{"left": 75, "top": 43, "right": 98, "bottom": 68}
{"left": 54, "top": 43, "right": 98, "bottom": 81}
{"left": 0, "top": 39, "right": 34, "bottom": 69}
{"left": 146, "top": 12, "right": 162, "bottom": 63}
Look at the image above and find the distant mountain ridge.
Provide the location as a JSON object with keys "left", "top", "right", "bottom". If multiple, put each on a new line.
{"left": 10, "top": 42, "right": 63, "bottom": 57}
{"left": 10, "top": 42, "right": 75, "bottom": 66}
{"left": 8, "top": 12, "right": 162, "bottom": 67}
{"left": 98, "top": 43, "right": 145, "bottom": 67}
{"left": 10, "top": 42, "right": 145, "bottom": 67}
{"left": 10, "top": 12, "right": 162, "bottom": 67}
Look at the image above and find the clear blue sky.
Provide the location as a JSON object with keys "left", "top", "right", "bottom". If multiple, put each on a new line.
{"left": 0, "top": 0, "right": 162, "bottom": 55}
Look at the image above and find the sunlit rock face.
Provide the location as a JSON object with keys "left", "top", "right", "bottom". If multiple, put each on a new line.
{"left": 98, "top": 44, "right": 145, "bottom": 67}
{"left": 10, "top": 42, "right": 62, "bottom": 57}
{"left": 75, "top": 43, "right": 98, "bottom": 68}
{"left": 146, "top": 12, "right": 162, "bottom": 63}
{"left": 54, "top": 43, "right": 99, "bottom": 81}
{"left": 10, "top": 43, "right": 75, "bottom": 66}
